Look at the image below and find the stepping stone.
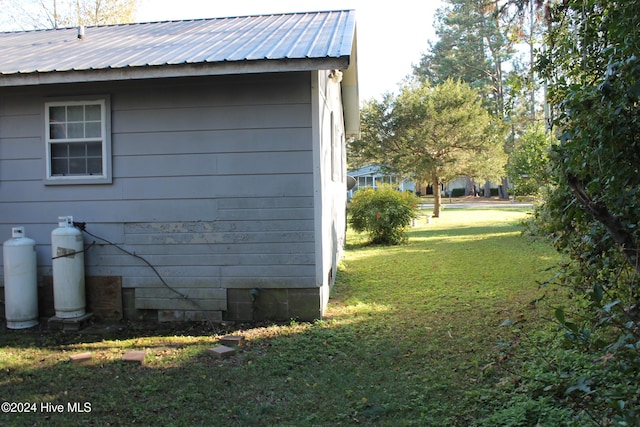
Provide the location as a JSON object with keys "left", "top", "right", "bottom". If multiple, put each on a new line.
{"left": 122, "top": 350, "right": 146, "bottom": 365}
{"left": 69, "top": 352, "right": 92, "bottom": 364}
{"left": 220, "top": 335, "right": 245, "bottom": 347}
{"left": 207, "top": 345, "right": 235, "bottom": 359}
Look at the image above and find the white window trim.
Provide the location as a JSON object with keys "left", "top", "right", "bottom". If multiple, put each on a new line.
{"left": 44, "top": 96, "right": 112, "bottom": 185}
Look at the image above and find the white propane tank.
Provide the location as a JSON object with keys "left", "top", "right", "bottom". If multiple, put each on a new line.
{"left": 3, "top": 227, "right": 39, "bottom": 329}
{"left": 51, "top": 216, "right": 86, "bottom": 319}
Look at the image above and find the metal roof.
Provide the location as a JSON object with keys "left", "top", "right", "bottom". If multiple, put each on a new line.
{"left": 0, "top": 10, "right": 356, "bottom": 84}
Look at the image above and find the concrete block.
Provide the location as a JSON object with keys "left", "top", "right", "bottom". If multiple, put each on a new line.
{"left": 122, "top": 350, "right": 146, "bottom": 365}
{"left": 225, "top": 287, "right": 322, "bottom": 322}
{"left": 208, "top": 345, "right": 235, "bottom": 359}
{"left": 48, "top": 313, "right": 94, "bottom": 332}
{"left": 69, "top": 352, "right": 92, "bottom": 364}
{"left": 220, "top": 335, "right": 245, "bottom": 347}
{"left": 288, "top": 289, "right": 321, "bottom": 321}
{"left": 225, "top": 289, "right": 254, "bottom": 321}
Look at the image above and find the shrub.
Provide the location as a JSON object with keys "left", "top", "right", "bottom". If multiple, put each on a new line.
{"left": 450, "top": 188, "right": 466, "bottom": 197}
{"left": 348, "top": 184, "right": 419, "bottom": 245}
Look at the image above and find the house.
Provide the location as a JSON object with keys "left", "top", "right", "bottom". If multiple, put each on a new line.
{"left": 347, "top": 164, "right": 415, "bottom": 198}
{"left": 0, "top": 10, "right": 359, "bottom": 323}
{"left": 348, "top": 165, "right": 499, "bottom": 198}
{"left": 412, "top": 176, "right": 501, "bottom": 198}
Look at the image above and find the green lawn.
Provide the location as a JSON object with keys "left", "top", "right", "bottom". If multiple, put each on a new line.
{"left": 0, "top": 207, "right": 568, "bottom": 426}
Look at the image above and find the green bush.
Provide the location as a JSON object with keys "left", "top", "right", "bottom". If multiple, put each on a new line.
{"left": 450, "top": 188, "right": 466, "bottom": 197}
{"left": 348, "top": 184, "right": 419, "bottom": 245}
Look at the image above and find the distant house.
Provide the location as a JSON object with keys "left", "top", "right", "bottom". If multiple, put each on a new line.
{"left": 414, "top": 176, "right": 501, "bottom": 198}
{"left": 0, "top": 11, "right": 359, "bottom": 322}
{"left": 347, "top": 165, "right": 500, "bottom": 198}
{"left": 347, "top": 164, "right": 415, "bottom": 197}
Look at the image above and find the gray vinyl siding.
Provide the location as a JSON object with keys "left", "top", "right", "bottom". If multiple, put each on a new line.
{"left": 0, "top": 72, "right": 317, "bottom": 311}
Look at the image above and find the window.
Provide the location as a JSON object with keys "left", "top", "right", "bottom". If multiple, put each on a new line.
{"left": 330, "top": 112, "right": 345, "bottom": 183}
{"left": 45, "top": 97, "right": 111, "bottom": 183}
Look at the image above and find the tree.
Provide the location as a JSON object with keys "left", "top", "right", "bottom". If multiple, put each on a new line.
{"left": 414, "top": 0, "right": 523, "bottom": 118}
{"left": 538, "top": 0, "right": 640, "bottom": 287}
{"left": 414, "top": 0, "right": 538, "bottom": 200}
{"left": 351, "top": 79, "right": 506, "bottom": 217}
{"left": 531, "top": 0, "right": 640, "bottom": 421}
{"left": 1, "top": 0, "right": 139, "bottom": 30}
{"left": 505, "top": 122, "right": 551, "bottom": 197}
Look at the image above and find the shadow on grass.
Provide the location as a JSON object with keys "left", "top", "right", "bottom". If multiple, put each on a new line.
{"left": 0, "top": 301, "right": 551, "bottom": 426}
{"left": 0, "top": 303, "right": 493, "bottom": 426}
{"left": 0, "top": 208, "right": 558, "bottom": 426}
{"left": 408, "top": 223, "right": 521, "bottom": 239}
{"left": 347, "top": 206, "right": 531, "bottom": 247}
{"left": 0, "top": 319, "right": 229, "bottom": 349}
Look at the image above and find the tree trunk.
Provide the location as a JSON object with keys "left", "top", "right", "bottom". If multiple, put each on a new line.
{"left": 432, "top": 171, "right": 442, "bottom": 218}
{"left": 465, "top": 177, "right": 474, "bottom": 196}
{"left": 484, "top": 181, "right": 491, "bottom": 198}
{"left": 500, "top": 177, "right": 510, "bottom": 200}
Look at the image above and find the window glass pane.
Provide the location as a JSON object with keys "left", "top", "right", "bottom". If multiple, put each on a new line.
{"left": 85, "top": 122, "right": 101, "bottom": 138}
{"left": 69, "top": 159, "right": 85, "bottom": 174}
{"left": 51, "top": 143, "right": 68, "bottom": 157}
{"left": 86, "top": 141, "right": 102, "bottom": 156}
{"left": 87, "top": 158, "right": 102, "bottom": 174}
{"left": 67, "top": 105, "right": 84, "bottom": 122}
{"left": 50, "top": 124, "right": 66, "bottom": 139}
{"left": 51, "top": 159, "right": 68, "bottom": 175}
{"left": 67, "top": 123, "right": 84, "bottom": 139}
{"left": 69, "top": 142, "right": 86, "bottom": 157}
{"left": 85, "top": 104, "right": 101, "bottom": 121}
{"left": 49, "top": 106, "right": 66, "bottom": 123}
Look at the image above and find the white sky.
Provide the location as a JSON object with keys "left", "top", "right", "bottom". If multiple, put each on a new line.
{"left": 136, "top": 0, "right": 444, "bottom": 101}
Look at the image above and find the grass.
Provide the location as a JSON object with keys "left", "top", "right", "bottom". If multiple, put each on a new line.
{"left": 0, "top": 207, "right": 567, "bottom": 426}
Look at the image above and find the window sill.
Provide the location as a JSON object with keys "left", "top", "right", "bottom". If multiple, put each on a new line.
{"left": 44, "top": 176, "right": 112, "bottom": 185}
